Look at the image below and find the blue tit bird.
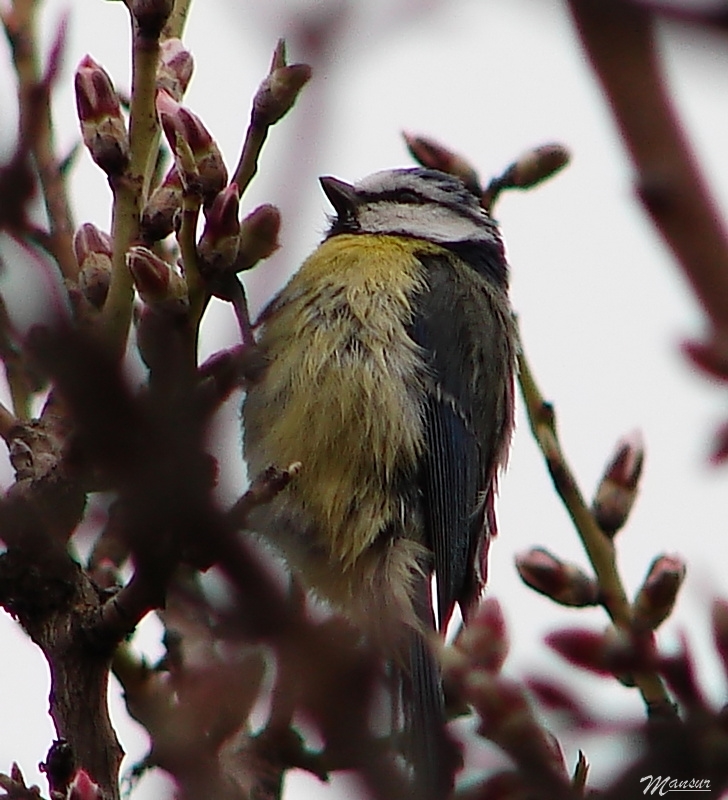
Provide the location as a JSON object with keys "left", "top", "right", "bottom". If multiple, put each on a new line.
{"left": 242, "top": 167, "right": 516, "bottom": 797}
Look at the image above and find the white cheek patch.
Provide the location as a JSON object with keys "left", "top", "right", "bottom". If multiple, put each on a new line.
{"left": 358, "top": 202, "right": 495, "bottom": 244}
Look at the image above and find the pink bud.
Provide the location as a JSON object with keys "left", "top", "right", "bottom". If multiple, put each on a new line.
{"left": 73, "top": 224, "right": 113, "bottom": 309}
{"left": 73, "top": 223, "right": 112, "bottom": 264}
{"left": 233, "top": 204, "right": 281, "bottom": 272}
{"left": 546, "top": 627, "right": 655, "bottom": 677}
{"left": 74, "top": 55, "right": 129, "bottom": 175}
{"left": 157, "top": 91, "right": 227, "bottom": 202}
{"left": 127, "top": 245, "right": 188, "bottom": 313}
{"left": 500, "top": 144, "right": 570, "bottom": 190}
{"left": 525, "top": 677, "right": 596, "bottom": 729}
{"left": 198, "top": 184, "right": 241, "bottom": 274}
{"left": 403, "top": 132, "right": 481, "bottom": 194}
{"left": 251, "top": 40, "right": 311, "bottom": 128}
{"left": 632, "top": 554, "right": 686, "bottom": 632}
{"left": 141, "top": 165, "right": 183, "bottom": 242}
{"left": 465, "top": 673, "right": 567, "bottom": 778}
{"left": 515, "top": 547, "right": 599, "bottom": 607}
{"left": 658, "top": 633, "right": 706, "bottom": 710}
{"left": 453, "top": 597, "right": 509, "bottom": 673}
{"left": 592, "top": 430, "right": 644, "bottom": 535}
{"left": 67, "top": 769, "right": 103, "bottom": 800}
{"left": 157, "top": 38, "right": 194, "bottom": 101}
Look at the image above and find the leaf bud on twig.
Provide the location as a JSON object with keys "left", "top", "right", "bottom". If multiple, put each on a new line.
{"left": 403, "top": 132, "right": 482, "bottom": 195}
{"left": 127, "top": 245, "right": 188, "bottom": 314}
{"left": 140, "top": 165, "right": 183, "bottom": 243}
{"left": 73, "top": 223, "right": 113, "bottom": 309}
{"left": 157, "top": 38, "right": 194, "bottom": 101}
{"left": 452, "top": 597, "right": 509, "bottom": 674}
{"left": 591, "top": 429, "right": 644, "bottom": 535}
{"left": 632, "top": 554, "right": 686, "bottom": 632}
{"left": 465, "top": 672, "right": 567, "bottom": 779}
{"left": 251, "top": 39, "right": 312, "bottom": 128}
{"left": 515, "top": 547, "right": 600, "bottom": 607}
{"left": 156, "top": 90, "right": 227, "bottom": 203}
{"left": 482, "top": 143, "right": 570, "bottom": 210}
{"left": 546, "top": 627, "right": 655, "bottom": 677}
{"left": 74, "top": 55, "right": 130, "bottom": 176}
{"left": 198, "top": 184, "right": 241, "bottom": 275}
{"left": 499, "top": 144, "right": 570, "bottom": 191}
{"left": 233, "top": 204, "right": 281, "bottom": 273}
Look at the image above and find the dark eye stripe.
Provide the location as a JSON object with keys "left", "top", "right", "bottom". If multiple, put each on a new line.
{"left": 358, "top": 189, "right": 426, "bottom": 204}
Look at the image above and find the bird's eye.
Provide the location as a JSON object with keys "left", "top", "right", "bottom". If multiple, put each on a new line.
{"left": 396, "top": 190, "right": 423, "bottom": 204}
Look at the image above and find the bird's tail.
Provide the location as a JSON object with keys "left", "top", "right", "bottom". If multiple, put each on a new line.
{"left": 398, "top": 576, "right": 461, "bottom": 799}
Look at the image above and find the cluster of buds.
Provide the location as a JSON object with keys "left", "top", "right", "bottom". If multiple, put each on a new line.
{"left": 74, "top": 55, "right": 129, "bottom": 176}
{"left": 73, "top": 223, "right": 113, "bottom": 309}
{"left": 442, "top": 599, "right": 570, "bottom": 795}
{"left": 516, "top": 547, "right": 600, "bottom": 608}
{"left": 592, "top": 430, "right": 644, "bottom": 536}
{"left": 72, "top": 36, "right": 308, "bottom": 358}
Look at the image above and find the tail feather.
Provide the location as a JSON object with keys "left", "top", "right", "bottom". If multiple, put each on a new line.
{"left": 400, "top": 631, "right": 459, "bottom": 799}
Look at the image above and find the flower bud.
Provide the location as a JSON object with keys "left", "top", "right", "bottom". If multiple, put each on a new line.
{"left": 403, "top": 132, "right": 482, "bottom": 195}
{"left": 632, "top": 554, "right": 686, "bottom": 632}
{"left": 453, "top": 597, "right": 508, "bottom": 673}
{"left": 525, "top": 677, "right": 595, "bottom": 729}
{"left": 127, "top": 245, "right": 188, "bottom": 314}
{"left": 465, "top": 673, "right": 566, "bottom": 778}
{"left": 515, "top": 547, "right": 599, "bottom": 607}
{"left": 73, "top": 223, "right": 113, "bottom": 309}
{"left": 546, "top": 627, "right": 655, "bottom": 677}
{"left": 141, "top": 165, "right": 183, "bottom": 243}
{"left": 198, "top": 184, "right": 241, "bottom": 274}
{"left": 157, "top": 38, "right": 194, "bottom": 101}
{"left": 75, "top": 55, "right": 129, "bottom": 175}
{"left": 157, "top": 90, "right": 227, "bottom": 203}
{"left": 251, "top": 40, "right": 311, "bottom": 128}
{"left": 233, "top": 204, "right": 281, "bottom": 272}
{"left": 659, "top": 633, "right": 706, "bottom": 710}
{"left": 591, "top": 430, "right": 644, "bottom": 535}
{"left": 130, "top": 0, "right": 173, "bottom": 38}
{"left": 499, "top": 144, "right": 570, "bottom": 191}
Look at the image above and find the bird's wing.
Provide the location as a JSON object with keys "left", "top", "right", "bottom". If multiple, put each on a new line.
{"left": 409, "top": 249, "right": 515, "bottom": 630}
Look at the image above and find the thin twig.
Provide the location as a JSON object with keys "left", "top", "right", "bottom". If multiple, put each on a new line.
{"left": 177, "top": 193, "right": 205, "bottom": 363}
{"left": 102, "top": 15, "right": 163, "bottom": 355}
{"left": 5, "top": 1, "right": 78, "bottom": 280}
{"left": 517, "top": 337, "right": 672, "bottom": 712}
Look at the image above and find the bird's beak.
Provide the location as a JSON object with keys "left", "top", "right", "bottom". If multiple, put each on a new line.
{"left": 319, "top": 176, "right": 358, "bottom": 218}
